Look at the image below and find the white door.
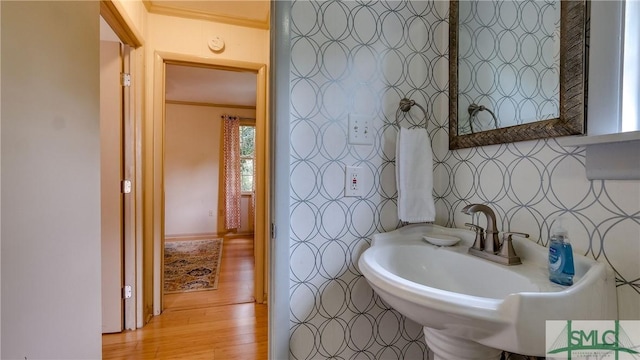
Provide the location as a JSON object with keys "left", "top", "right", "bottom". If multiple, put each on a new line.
{"left": 100, "top": 40, "right": 124, "bottom": 333}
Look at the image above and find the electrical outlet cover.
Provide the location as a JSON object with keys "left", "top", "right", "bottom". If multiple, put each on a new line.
{"left": 344, "top": 165, "right": 363, "bottom": 197}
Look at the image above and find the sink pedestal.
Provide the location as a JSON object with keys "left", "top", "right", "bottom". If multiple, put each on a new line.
{"left": 423, "top": 327, "right": 502, "bottom": 360}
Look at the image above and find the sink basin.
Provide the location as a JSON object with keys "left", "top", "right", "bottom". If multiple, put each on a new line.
{"left": 358, "top": 224, "right": 617, "bottom": 358}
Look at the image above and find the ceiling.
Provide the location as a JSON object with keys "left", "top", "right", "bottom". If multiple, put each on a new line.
{"left": 165, "top": 65, "right": 257, "bottom": 107}
{"left": 145, "top": 0, "right": 267, "bottom": 108}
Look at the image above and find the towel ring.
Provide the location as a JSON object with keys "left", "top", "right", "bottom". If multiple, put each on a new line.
{"left": 395, "top": 98, "right": 428, "bottom": 129}
{"left": 467, "top": 103, "right": 498, "bottom": 134}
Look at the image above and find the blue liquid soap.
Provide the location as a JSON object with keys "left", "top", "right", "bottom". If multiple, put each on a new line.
{"left": 548, "top": 218, "right": 575, "bottom": 286}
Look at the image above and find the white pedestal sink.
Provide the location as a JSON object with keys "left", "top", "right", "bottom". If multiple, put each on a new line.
{"left": 358, "top": 224, "right": 618, "bottom": 358}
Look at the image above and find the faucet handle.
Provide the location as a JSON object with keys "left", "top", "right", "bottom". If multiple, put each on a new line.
{"left": 498, "top": 232, "right": 529, "bottom": 265}
{"left": 464, "top": 223, "right": 484, "bottom": 232}
{"left": 465, "top": 223, "right": 484, "bottom": 250}
{"left": 502, "top": 232, "right": 530, "bottom": 241}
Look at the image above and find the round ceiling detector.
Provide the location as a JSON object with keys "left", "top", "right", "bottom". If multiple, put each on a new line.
{"left": 208, "top": 36, "right": 225, "bottom": 52}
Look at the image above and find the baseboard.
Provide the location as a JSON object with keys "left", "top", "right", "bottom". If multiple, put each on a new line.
{"left": 164, "top": 233, "right": 222, "bottom": 241}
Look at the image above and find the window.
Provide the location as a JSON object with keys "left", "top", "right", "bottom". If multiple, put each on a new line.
{"left": 239, "top": 125, "right": 255, "bottom": 193}
{"left": 587, "top": 0, "right": 640, "bottom": 136}
{"left": 559, "top": 1, "right": 640, "bottom": 180}
{"left": 622, "top": 0, "right": 639, "bottom": 132}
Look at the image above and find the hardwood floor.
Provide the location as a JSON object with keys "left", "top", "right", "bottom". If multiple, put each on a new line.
{"left": 164, "top": 237, "right": 256, "bottom": 310}
{"left": 103, "top": 237, "right": 267, "bottom": 359}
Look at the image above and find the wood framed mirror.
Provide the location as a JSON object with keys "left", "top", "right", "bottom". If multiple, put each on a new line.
{"left": 449, "top": 0, "right": 589, "bottom": 149}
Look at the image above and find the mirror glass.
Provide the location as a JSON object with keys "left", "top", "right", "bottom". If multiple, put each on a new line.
{"left": 449, "top": 0, "right": 588, "bottom": 149}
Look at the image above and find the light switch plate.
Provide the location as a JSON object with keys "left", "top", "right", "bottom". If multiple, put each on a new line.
{"left": 348, "top": 114, "right": 373, "bottom": 145}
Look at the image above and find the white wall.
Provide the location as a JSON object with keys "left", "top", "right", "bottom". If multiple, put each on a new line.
{"left": 1, "top": 2, "right": 102, "bottom": 359}
{"left": 146, "top": 13, "right": 269, "bottom": 64}
{"left": 165, "top": 104, "right": 255, "bottom": 236}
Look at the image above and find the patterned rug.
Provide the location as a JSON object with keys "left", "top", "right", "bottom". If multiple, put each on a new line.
{"left": 164, "top": 238, "right": 223, "bottom": 294}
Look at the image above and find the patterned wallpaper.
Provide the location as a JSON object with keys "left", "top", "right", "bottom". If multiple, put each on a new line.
{"left": 288, "top": 1, "right": 640, "bottom": 359}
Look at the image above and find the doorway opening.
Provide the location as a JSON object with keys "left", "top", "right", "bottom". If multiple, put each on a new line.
{"left": 150, "top": 53, "right": 269, "bottom": 316}
{"left": 162, "top": 64, "right": 260, "bottom": 310}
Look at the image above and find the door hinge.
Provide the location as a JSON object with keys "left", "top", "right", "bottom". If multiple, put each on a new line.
{"left": 271, "top": 223, "right": 276, "bottom": 239}
{"left": 121, "top": 73, "right": 131, "bottom": 87}
{"left": 122, "top": 179, "right": 132, "bottom": 194}
{"left": 123, "top": 285, "right": 132, "bottom": 299}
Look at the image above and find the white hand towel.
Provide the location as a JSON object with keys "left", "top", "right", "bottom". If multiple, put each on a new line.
{"left": 396, "top": 127, "right": 435, "bottom": 223}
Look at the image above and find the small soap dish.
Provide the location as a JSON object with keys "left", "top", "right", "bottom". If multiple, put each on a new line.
{"left": 422, "top": 233, "right": 460, "bottom": 247}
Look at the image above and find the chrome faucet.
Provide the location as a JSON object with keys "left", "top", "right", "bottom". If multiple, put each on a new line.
{"left": 462, "top": 204, "right": 500, "bottom": 253}
{"left": 462, "top": 204, "right": 528, "bottom": 266}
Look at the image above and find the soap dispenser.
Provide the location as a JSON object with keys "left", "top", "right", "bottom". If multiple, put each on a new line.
{"left": 548, "top": 217, "right": 575, "bottom": 286}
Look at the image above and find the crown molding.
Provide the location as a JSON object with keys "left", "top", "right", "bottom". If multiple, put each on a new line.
{"left": 143, "top": 1, "right": 269, "bottom": 30}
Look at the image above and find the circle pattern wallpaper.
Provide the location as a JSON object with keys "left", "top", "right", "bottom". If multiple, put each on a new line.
{"left": 288, "top": 1, "right": 639, "bottom": 359}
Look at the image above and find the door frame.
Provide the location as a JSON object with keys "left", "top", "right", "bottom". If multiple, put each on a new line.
{"left": 151, "top": 52, "right": 269, "bottom": 313}
{"left": 100, "top": 0, "right": 144, "bottom": 330}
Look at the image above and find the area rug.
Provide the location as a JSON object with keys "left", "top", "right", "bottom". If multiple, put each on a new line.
{"left": 164, "top": 238, "right": 223, "bottom": 294}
